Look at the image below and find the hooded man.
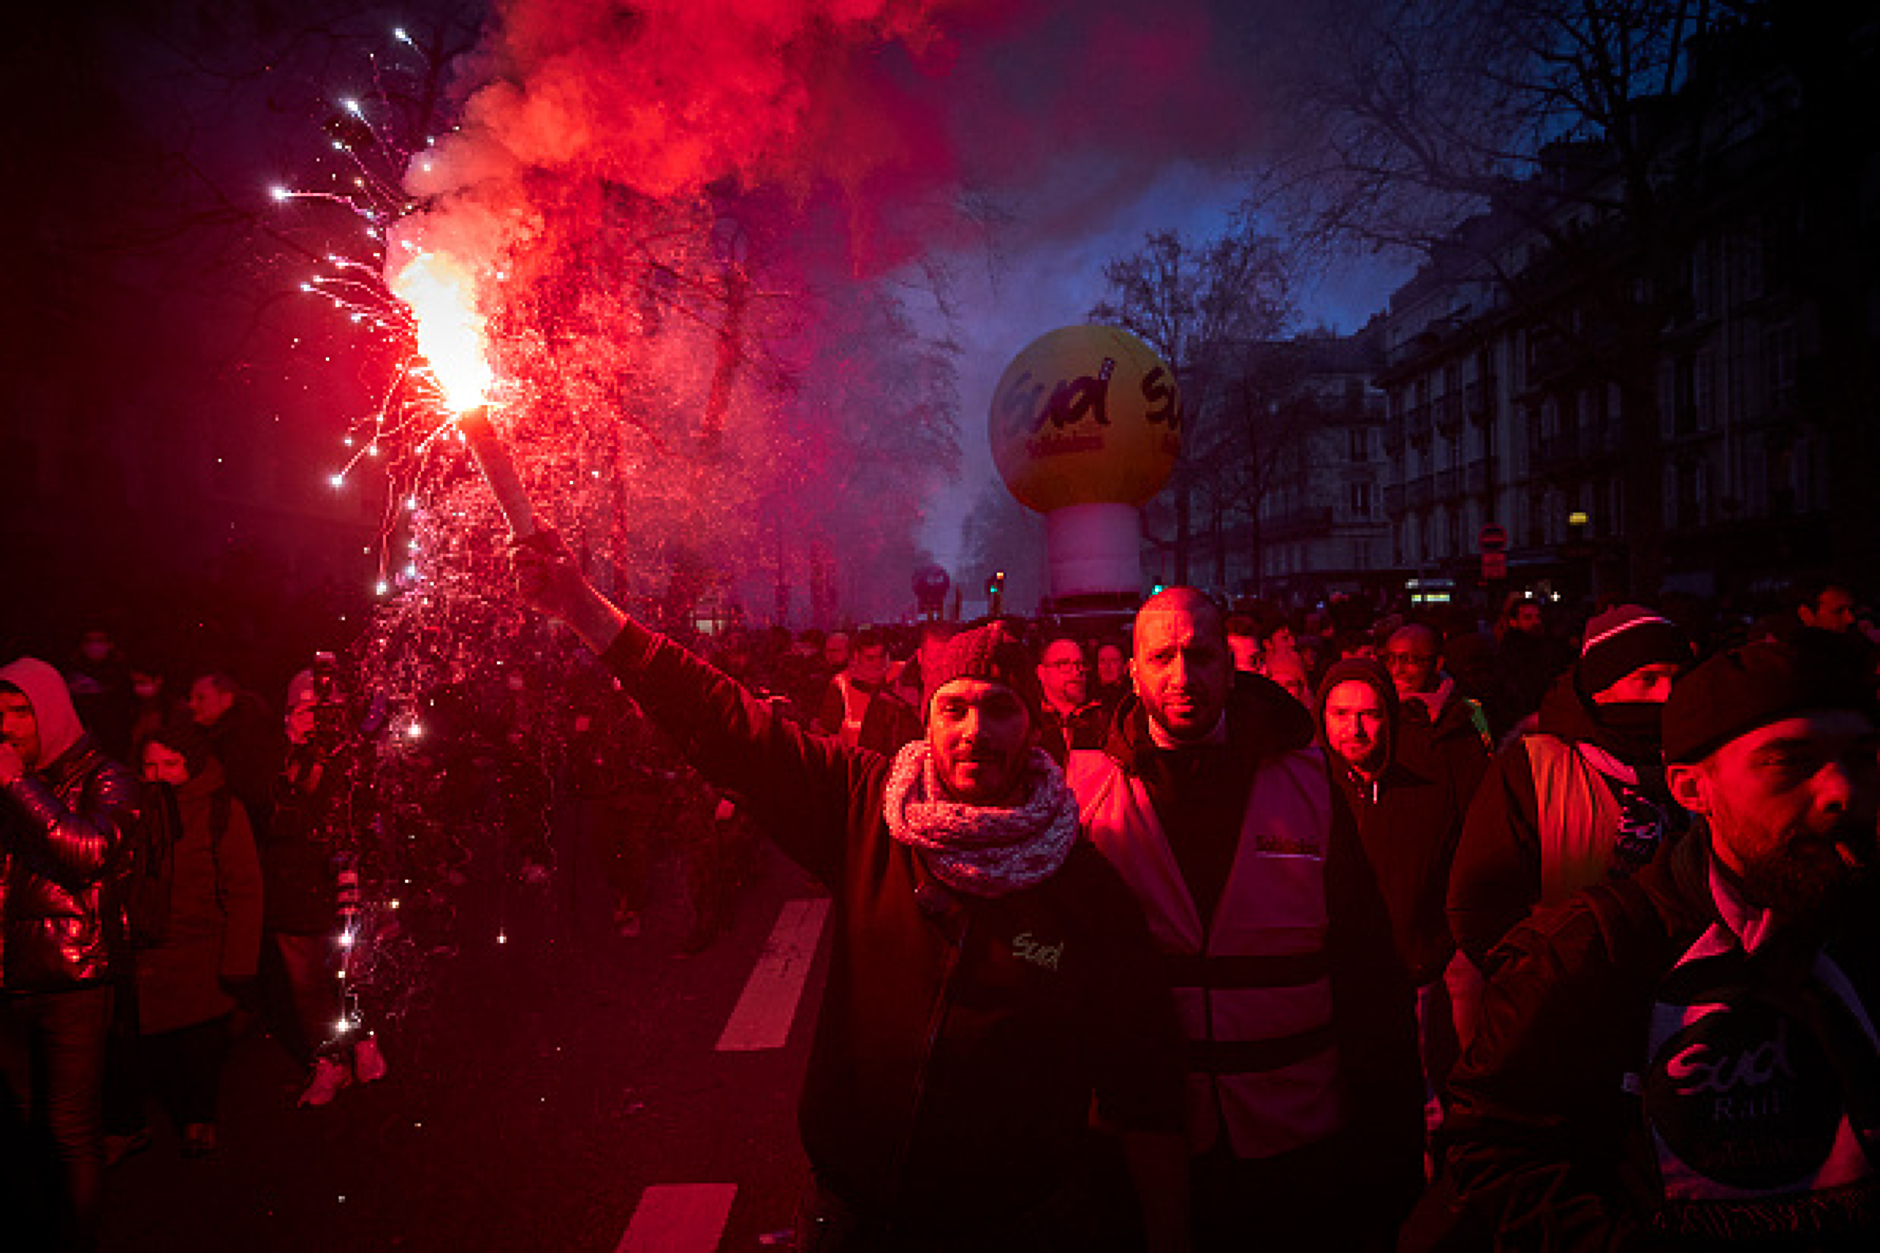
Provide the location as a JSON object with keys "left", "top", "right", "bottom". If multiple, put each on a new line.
{"left": 1, "top": 656, "right": 139, "bottom": 1251}
{"left": 1315, "top": 659, "right": 1472, "bottom": 1146}
{"left": 1068, "top": 588, "right": 1423, "bottom": 1252}
{"left": 1449, "top": 605, "right": 1695, "bottom": 973}
{"left": 512, "top": 533, "right": 1189, "bottom": 1252}
{"left": 1417, "top": 636, "right": 1880, "bottom": 1250}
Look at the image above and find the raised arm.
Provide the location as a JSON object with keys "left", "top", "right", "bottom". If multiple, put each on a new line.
{"left": 510, "top": 531, "right": 872, "bottom": 881}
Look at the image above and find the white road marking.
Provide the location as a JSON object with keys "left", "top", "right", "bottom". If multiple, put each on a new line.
{"left": 716, "top": 897, "right": 830, "bottom": 1052}
{"left": 615, "top": 1183, "right": 737, "bottom": 1253}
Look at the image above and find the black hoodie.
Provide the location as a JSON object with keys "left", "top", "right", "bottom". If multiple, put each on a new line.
{"left": 1316, "top": 660, "right": 1469, "bottom": 987}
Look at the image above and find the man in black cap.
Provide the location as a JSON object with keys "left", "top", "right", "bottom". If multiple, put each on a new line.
{"left": 1415, "top": 636, "right": 1880, "bottom": 1249}
{"left": 511, "top": 535, "right": 1188, "bottom": 1252}
{"left": 1449, "top": 605, "right": 1694, "bottom": 972}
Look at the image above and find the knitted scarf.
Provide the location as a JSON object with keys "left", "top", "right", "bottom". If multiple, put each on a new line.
{"left": 882, "top": 741, "right": 1079, "bottom": 898}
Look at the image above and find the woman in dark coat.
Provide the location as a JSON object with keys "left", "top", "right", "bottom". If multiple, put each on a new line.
{"left": 135, "top": 724, "right": 263, "bottom": 1155}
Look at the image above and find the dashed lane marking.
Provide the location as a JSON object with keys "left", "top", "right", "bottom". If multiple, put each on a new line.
{"left": 715, "top": 897, "right": 830, "bottom": 1052}
{"left": 615, "top": 1183, "right": 738, "bottom": 1253}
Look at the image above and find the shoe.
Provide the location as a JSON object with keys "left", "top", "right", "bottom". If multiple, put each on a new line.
{"left": 105, "top": 1127, "right": 151, "bottom": 1168}
{"left": 613, "top": 907, "right": 642, "bottom": 938}
{"left": 298, "top": 1056, "right": 353, "bottom": 1107}
{"left": 181, "top": 1122, "right": 219, "bottom": 1158}
{"left": 352, "top": 1034, "right": 389, "bottom": 1085}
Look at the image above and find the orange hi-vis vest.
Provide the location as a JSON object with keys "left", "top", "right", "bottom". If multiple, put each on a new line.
{"left": 1069, "top": 746, "right": 1345, "bottom": 1159}
{"left": 829, "top": 673, "right": 871, "bottom": 748}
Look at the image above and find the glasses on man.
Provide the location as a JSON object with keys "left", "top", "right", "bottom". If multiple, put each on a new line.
{"left": 1383, "top": 652, "right": 1436, "bottom": 669}
{"left": 1042, "top": 659, "right": 1088, "bottom": 671}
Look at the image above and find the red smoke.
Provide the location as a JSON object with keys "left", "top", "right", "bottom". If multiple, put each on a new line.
{"left": 383, "top": 0, "right": 1279, "bottom": 624}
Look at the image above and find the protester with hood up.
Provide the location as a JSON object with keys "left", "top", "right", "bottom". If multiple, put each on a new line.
{"left": 1070, "top": 588, "right": 1423, "bottom": 1251}
{"left": 1448, "top": 605, "right": 1695, "bottom": 974}
{"left": 1, "top": 656, "right": 139, "bottom": 1252}
{"left": 1315, "top": 658, "right": 1473, "bottom": 1155}
{"left": 513, "top": 534, "right": 1191, "bottom": 1252}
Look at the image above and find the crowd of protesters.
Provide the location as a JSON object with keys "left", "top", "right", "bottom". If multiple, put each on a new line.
{"left": 5, "top": 569, "right": 1879, "bottom": 1249}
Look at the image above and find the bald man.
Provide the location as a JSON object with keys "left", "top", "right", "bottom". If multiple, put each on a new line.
{"left": 1068, "top": 588, "right": 1423, "bottom": 1251}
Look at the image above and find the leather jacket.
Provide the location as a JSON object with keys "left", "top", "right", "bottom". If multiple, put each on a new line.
{"left": 1, "top": 735, "right": 138, "bottom": 991}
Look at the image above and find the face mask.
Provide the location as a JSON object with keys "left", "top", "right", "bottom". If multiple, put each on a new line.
{"left": 1595, "top": 701, "right": 1666, "bottom": 760}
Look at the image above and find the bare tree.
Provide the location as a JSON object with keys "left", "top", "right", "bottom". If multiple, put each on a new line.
{"left": 1256, "top": 0, "right": 1770, "bottom": 595}
{"left": 1089, "top": 221, "right": 1294, "bottom": 584}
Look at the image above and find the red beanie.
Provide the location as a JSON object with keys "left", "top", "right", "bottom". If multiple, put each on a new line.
{"left": 922, "top": 623, "right": 1045, "bottom": 730}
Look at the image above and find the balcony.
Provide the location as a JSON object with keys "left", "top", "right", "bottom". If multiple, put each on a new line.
{"left": 1535, "top": 428, "right": 1581, "bottom": 471}
{"left": 1383, "top": 414, "right": 1405, "bottom": 458}
{"left": 1464, "top": 456, "right": 1497, "bottom": 496}
{"left": 1465, "top": 379, "right": 1496, "bottom": 424}
{"left": 1264, "top": 505, "right": 1336, "bottom": 541}
{"left": 1434, "top": 394, "right": 1462, "bottom": 436}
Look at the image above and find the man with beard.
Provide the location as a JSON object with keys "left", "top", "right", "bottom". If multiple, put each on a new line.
{"left": 1316, "top": 660, "right": 1470, "bottom": 1150}
{"left": 1069, "top": 588, "right": 1423, "bottom": 1251}
{"left": 1413, "top": 637, "right": 1880, "bottom": 1249}
{"left": 511, "top": 535, "right": 1189, "bottom": 1252}
{"left": 1449, "top": 605, "right": 1693, "bottom": 974}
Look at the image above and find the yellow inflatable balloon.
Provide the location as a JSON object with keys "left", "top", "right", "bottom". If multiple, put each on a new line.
{"left": 989, "top": 324, "right": 1182, "bottom": 513}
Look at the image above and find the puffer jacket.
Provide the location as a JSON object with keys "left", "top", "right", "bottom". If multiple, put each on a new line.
{"left": 1, "top": 736, "right": 138, "bottom": 990}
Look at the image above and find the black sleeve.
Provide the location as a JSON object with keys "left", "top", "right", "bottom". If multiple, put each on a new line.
{"left": 600, "top": 621, "right": 876, "bottom": 884}
{"left": 1078, "top": 853, "right": 1188, "bottom": 1135}
{"left": 1323, "top": 772, "right": 1427, "bottom": 1220}
{"left": 0, "top": 757, "right": 137, "bottom": 888}
{"left": 1449, "top": 740, "right": 1543, "bottom": 973}
{"left": 1440, "top": 900, "right": 1664, "bottom": 1251}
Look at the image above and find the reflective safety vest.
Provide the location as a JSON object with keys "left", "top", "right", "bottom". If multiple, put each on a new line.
{"left": 1525, "top": 734, "right": 1624, "bottom": 907}
{"left": 829, "top": 673, "right": 872, "bottom": 749}
{"left": 1068, "top": 746, "right": 1345, "bottom": 1159}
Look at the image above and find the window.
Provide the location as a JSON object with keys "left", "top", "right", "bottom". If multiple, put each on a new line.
{"left": 1348, "top": 428, "right": 1367, "bottom": 462}
{"left": 1351, "top": 482, "right": 1372, "bottom": 517}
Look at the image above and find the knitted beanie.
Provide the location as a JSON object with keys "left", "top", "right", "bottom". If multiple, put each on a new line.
{"left": 921, "top": 623, "right": 1045, "bottom": 729}
{"left": 1578, "top": 605, "right": 1691, "bottom": 696}
{"left": 1663, "top": 637, "right": 1875, "bottom": 764}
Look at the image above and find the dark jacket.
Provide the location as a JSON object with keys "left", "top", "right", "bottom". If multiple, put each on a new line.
{"left": 1449, "top": 671, "right": 1683, "bottom": 972}
{"left": 598, "top": 622, "right": 1186, "bottom": 1235}
{"left": 1, "top": 736, "right": 137, "bottom": 991}
{"left": 134, "top": 760, "right": 263, "bottom": 1034}
{"left": 1402, "top": 675, "right": 1494, "bottom": 807}
{"left": 260, "top": 744, "right": 339, "bottom": 935}
{"left": 1316, "top": 659, "right": 1468, "bottom": 987}
{"left": 1418, "top": 825, "right": 1880, "bottom": 1250}
{"left": 1039, "top": 699, "right": 1108, "bottom": 760}
{"left": 201, "top": 692, "right": 283, "bottom": 847}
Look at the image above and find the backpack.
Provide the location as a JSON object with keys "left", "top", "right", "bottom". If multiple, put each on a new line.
{"left": 123, "top": 783, "right": 231, "bottom": 949}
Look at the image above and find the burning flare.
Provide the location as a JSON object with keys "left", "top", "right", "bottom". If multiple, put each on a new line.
{"left": 390, "top": 250, "right": 493, "bottom": 413}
